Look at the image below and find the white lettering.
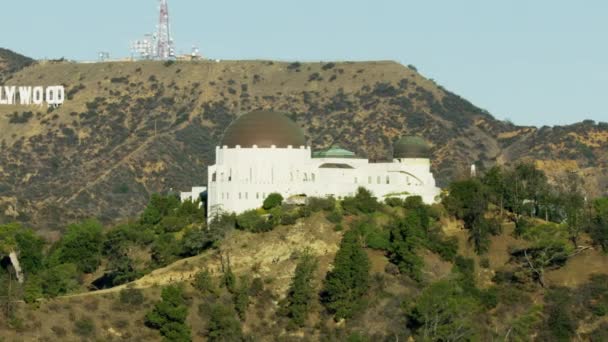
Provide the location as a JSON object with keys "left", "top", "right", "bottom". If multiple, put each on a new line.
{"left": 46, "top": 86, "right": 65, "bottom": 106}
{"left": 18, "top": 86, "right": 32, "bottom": 105}
{"left": 4, "top": 86, "right": 16, "bottom": 105}
{"left": 32, "top": 86, "right": 44, "bottom": 105}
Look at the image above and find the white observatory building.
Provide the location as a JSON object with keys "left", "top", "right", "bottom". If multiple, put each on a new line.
{"left": 183, "top": 111, "right": 441, "bottom": 216}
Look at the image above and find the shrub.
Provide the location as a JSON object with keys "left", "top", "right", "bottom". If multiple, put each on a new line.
{"left": 326, "top": 210, "right": 343, "bottom": 224}
{"left": 263, "top": 193, "right": 284, "bottom": 210}
{"left": 119, "top": 288, "right": 145, "bottom": 306}
{"left": 236, "top": 210, "right": 264, "bottom": 231}
{"left": 73, "top": 318, "right": 95, "bottom": 337}
{"left": 193, "top": 269, "right": 216, "bottom": 294}
{"left": 307, "top": 196, "right": 336, "bottom": 212}
{"left": 207, "top": 303, "right": 243, "bottom": 341}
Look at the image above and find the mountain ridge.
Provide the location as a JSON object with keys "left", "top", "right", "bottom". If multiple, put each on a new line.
{"left": 0, "top": 49, "right": 606, "bottom": 230}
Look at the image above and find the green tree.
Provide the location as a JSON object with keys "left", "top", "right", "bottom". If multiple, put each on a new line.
{"left": 282, "top": 252, "right": 318, "bottom": 327}
{"left": 56, "top": 219, "right": 104, "bottom": 273}
{"left": 591, "top": 198, "right": 608, "bottom": 251}
{"left": 41, "top": 263, "right": 80, "bottom": 297}
{"left": 514, "top": 223, "right": 573, "bottom": 287}
{"left": 389, "top": 212, "right": 424, "bottom": 281}
{"left": 145, "top": 285, "right": 191, "bottom": 342}
{"left": 322, "top": 230, "right": 370, "bottom": 319}
{"left": 192, "top": 269, "right": 216, "bottom": 295}
{"left": 409, "top": 280, "right": 480, "bottom": 341}
{"left": 14, "top": 228, "right": 45, "bottom": 274}
{"left": 207, "top": 303, "right": 243, "bottom": 341}
{"left": 234, "top": 276, "right": 250, "bottom": 320}
{"left": 263, "top": 193, "right": 284, "bottom": 210}
{"left": 141, "top": 194, "right": 180, "bottom": 226}
{"left": 443, "top": 179, "right": 495, "bottom": 254}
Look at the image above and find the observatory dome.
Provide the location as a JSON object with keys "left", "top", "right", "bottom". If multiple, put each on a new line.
{"left": 393, "top": 136, "right": 431, "bottom": 159}
{"left": 220, "top": 111, "right": 306, "bottom": 148}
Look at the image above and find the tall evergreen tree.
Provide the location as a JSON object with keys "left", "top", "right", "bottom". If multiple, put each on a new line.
{"left": 283, "top": 252, "right": 318, "bottom": 327}
{"left": 322, "top": 230, "right": 370, "bottom": 320}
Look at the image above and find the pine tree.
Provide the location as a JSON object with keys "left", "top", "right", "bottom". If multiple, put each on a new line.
{"left": 283, "top": 252, "right": 318, "bottom": 327}
{"left": 322, "top": 230, "right": 370, "bottom": 320}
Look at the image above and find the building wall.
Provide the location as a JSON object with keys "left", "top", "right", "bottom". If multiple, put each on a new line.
{"left": 207, "top": 145, "right": 440, "bottom": 217}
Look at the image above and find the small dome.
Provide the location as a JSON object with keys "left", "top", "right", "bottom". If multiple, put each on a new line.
{"left": 393, "top": 136, "right": 431, "bottom": 158}
{"left": 220, "top": 111, "right": 306, "bottom": 148}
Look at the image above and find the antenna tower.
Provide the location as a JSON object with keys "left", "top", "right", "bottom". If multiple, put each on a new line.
{"left": 156, "top": 0, "right": 175, "bottom": 60}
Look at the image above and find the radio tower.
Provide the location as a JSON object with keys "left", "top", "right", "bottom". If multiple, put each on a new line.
{"left": 156, "top": 0, "right": 175, "bottom": 60}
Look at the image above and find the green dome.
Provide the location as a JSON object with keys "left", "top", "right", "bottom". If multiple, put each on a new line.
{"left": 393, "top": 136, "right": 431, "bottom": 158}
{"left": 221, "top": 111, "right": 306, "bottom": 148}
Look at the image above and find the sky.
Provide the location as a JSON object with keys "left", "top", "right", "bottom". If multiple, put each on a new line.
{"left": 1, "top": 0, "right": 606, "bottom": 127}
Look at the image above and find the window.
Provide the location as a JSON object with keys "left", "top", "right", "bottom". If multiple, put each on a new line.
{"left": 368, "top": 176, "right": 372, "bottom": 184}
{"left": 386, "top": 175, "right": 390, "bottom": 184}
{"left": 227, "top": 193, "right": 229, "bottom": 199}
{"left": 377, "top": 176, "right": 381, "bottom": 184}
{"left": 311, "top": 173, "right": 315, "bottom": 182}
{"left": 290, "top": 172, "right": 294, "bottom": 181}
{"left": 221, "top": 193, "right": 224, "bottom": 200}
{"left": 245, "top": 192, "right": 248, "bottom": 199}
{"left": 304, "top": 173, "right": 308, "bottom": 182}
{"left": 212, "top": 172, "right": 217, "bottom": 182}
{"left": 229, "top": 168, "right": 232, "bottom": 182}
{"left": 238, "top": 192, "right": 242, "bottom": 200}
{"left": 354, "top": 177, "right": 358, "bottom": 183}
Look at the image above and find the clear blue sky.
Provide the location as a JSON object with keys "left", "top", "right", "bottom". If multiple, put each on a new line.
{"left": 1, "top": 0, "right": 606, "bottom": 126}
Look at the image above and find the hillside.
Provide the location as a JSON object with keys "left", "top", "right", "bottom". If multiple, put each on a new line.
{"left": 2, "top": 209, "right": 607, "bottom": 341}
{"left": 0, "top": 53, "right": 607, "bottom": 229}
{"left": 0, "top": 48, "right": 34, "bottom": 83}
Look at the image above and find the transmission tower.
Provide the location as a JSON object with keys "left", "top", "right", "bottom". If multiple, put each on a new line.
{"left": 156, "top": 0, "right": 175, "bottom": 60}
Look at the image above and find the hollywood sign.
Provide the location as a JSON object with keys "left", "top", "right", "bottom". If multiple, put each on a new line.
{"left": 0, "top": 86, "right": 65, "bottom": 106}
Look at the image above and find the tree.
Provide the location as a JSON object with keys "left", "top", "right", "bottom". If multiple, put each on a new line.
{"left": 282, "top": 252, "right": 318, "bottom": 327}
{"left": 192, "top": 269, "right": 216, "bottom": 295}
{"left": 342, "top": 187, "right": 380, "bottom": 214}
{"left": 512, "top": 223, "right": 573, "bottom": 287}
{"left": 408, "top": 280, "right": 480, "bottom": 341}
{"left": 389, "top": 212, "right": 424, "bottom": 281}
{"left": 263, "top": 193, "right": 283, "bottom": 210}
{"left": 151, "top": 233, "right": 181, "bottom": 267}
{"left": 207, "top": 303, "right": 243, "bottom": 341}
{"left": 443, "top": 179, "right": 495, "bottom": 254}
{"left": 234, "top": 276, "right": 250, "bottom": 320}
{"left": 145, "top": 285, "right": 191, "bottom": 342}
{"left": 14, "top": 228, "right": 44, "bottom": 274}
{"left": 41, "top": 263, "right": 80, "bottom": 297}
{"left": 322, "top": 230, "right": 370, "bottom": 319}
{"left": 56, "top": 219, "right": 104, "bottom": 273}
{"left": 591, "top": 198, "right": 608, "bottom": 251}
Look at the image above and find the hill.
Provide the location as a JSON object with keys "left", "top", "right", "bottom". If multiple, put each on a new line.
{"left": 0, "top": 53, "right": 607, "bottom": 229}
{"left": 0, "top": 48, "right": 34, "bottom": 83}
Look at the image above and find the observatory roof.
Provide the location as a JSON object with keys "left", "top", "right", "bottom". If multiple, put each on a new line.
{"left": 220, "top": 111, "right": 306, "bottom": 148}
{"left": 393, "top": 136, "right": 431, "bottom": 158}
{"left": 312, "top": 145, "right": 357, "bottom": 158}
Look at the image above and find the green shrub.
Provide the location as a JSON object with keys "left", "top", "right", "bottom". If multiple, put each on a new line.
{"left": 326, "top": 210, "right": 343, "bottom": 224}
{"left": 119, "top": 288, "right": 145, "bottom": 306}
{"left": 307, "top": 196, "right": 336, "bottom": 212}
{"left": 236, "top": 210, "right": 264, "bottom": 231}
{"left": 193, "top": 269, "right": 216, "bottom": 295}
{"left": 263, "top": 193, "right": 284, "bottom": 210}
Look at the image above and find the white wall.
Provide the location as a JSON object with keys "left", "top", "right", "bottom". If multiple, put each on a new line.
{"left": 207, "top": 146, "right": 441, "bottom": 217}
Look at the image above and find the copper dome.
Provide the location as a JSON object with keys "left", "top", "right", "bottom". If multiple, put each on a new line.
{"left": 393, "top": 136, "right": 431, "bottom": 158}
{"left": 220, "top": 111, "right": 306, "bottom": 148}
